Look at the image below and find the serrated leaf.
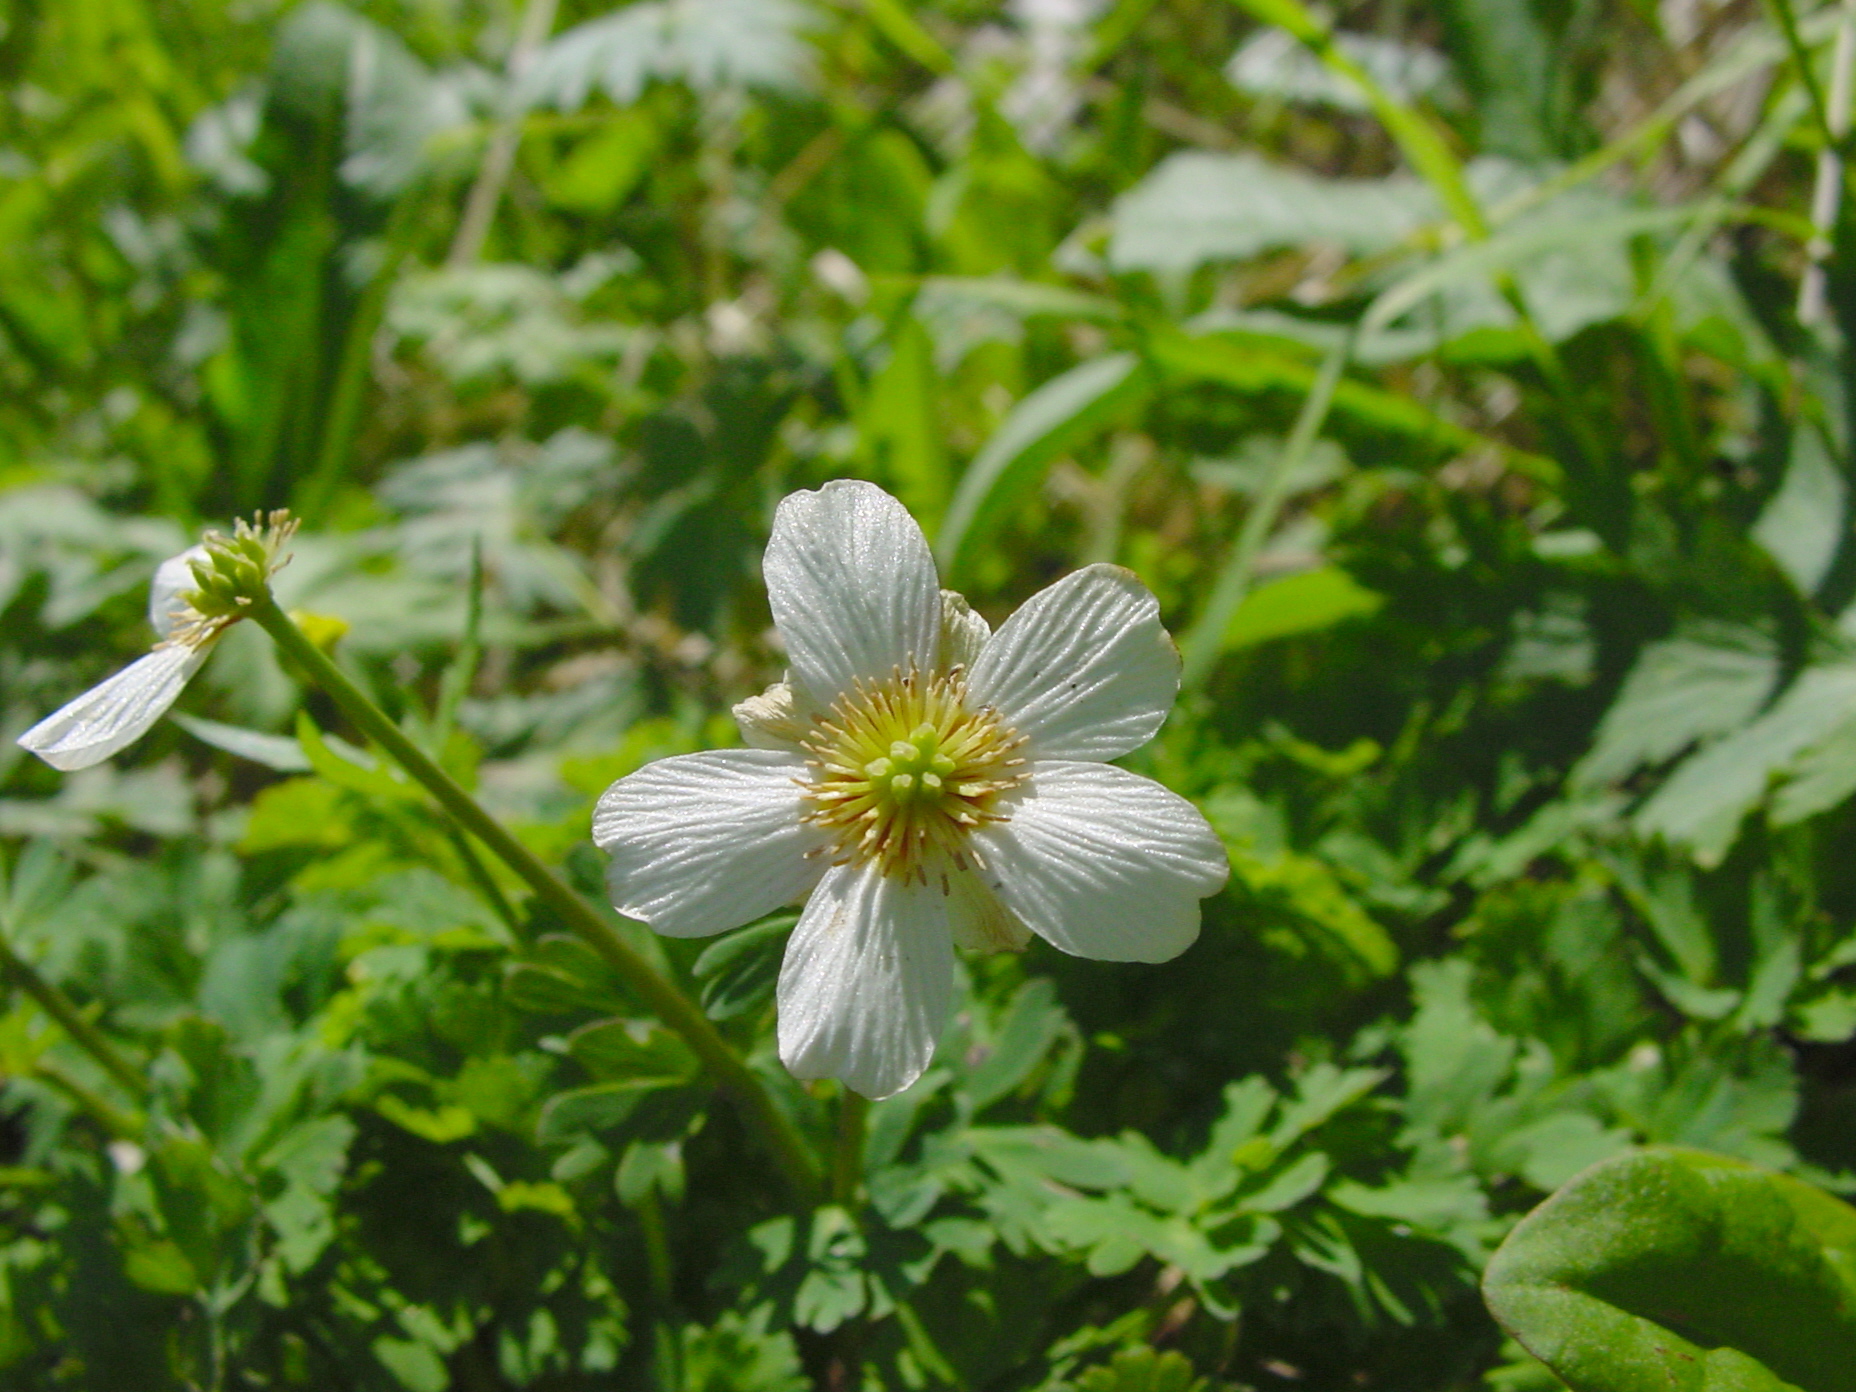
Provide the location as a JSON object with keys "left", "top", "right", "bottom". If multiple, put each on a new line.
{"left": 1073, "top": 1347, "right": 1207, "bottom": 1392}
{"left": 1109, "top": 151, "right": 1433, "bottom": 274}
{"left": 566, "top": 1017, "right": 698, "bottom": 1082}
{"left": 504, "top": 934, "right": 629, "bottom": 1016}
{"left": 1576, "top": 625, "right": 1778, "bottom": 788}
{"left": 692, "top": 913, "right": 792, "bottom": 1021}
{"left": 535, "top": 1079, "right": 670, "bottom": 1144}
{"left": 1239, "top": 1151, "right": 1331, "bottom": 1213}
{"left": 1635, "top": 662, "right": 1856, "bottom": 863}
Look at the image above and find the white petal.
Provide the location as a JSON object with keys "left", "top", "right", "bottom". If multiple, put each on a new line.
{"left": 16, "top": 645, "right": 206, "bottom": 771}
{"left": 972, "top": 762, "right": 1229, "bottom": 963}
{"left": 593, "top": 750, "right": 828, "bottom": 938}
{"left": 938, "top": 589, "right": 991, "bottom": 671}
{"left": 946, "top": 868, "right": 1031, "bottom": 952}
{"left": 148, "top": 545, "right": 209, "bottom": 640}
{"left": 763, "top": 481, "right": 940, "bottom": 707}
{"left": 965, "top": 564, "right": 1180, "bottom": 761}
{"left": 777, "top": 861, "right": 953, "bottom": 1099}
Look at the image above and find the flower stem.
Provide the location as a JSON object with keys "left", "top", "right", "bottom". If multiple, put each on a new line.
{"left": 250, "top": 596, "right": 823, "bottom": 1205}
{"left": 0, "top": 938, "right": 147, "bottom": 1102}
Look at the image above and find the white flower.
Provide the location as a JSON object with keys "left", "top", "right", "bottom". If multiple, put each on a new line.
{"left": 16, "top": 548, "right": 215, "bottom": 771}
{"left": 17, "top": 511, "right": 297, "bottom": 772}
{"left": 594, "top": 480, "right": 1229, "bottom": 1099}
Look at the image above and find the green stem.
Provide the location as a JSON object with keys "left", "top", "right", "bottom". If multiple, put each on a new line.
{"left": 0, "top": 938, "right": 147, "bottom": 1101}
{"left": 251, "top": 596, "right": 824, "bottom": 1206}
{"left": 32, "top": 1062, "right": 142, "bottom": 1138}
{"left": 1179, "top": 330, "right": 1354, "bottom": 693}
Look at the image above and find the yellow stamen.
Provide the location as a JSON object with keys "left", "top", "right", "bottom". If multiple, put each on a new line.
{"left": 799, "top": 666, "right": 1026, "bottom": 881}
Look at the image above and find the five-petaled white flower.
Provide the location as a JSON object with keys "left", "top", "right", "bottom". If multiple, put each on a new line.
{"left": 594, "top": 480, "right": 1229, "bottom": 1099}
{"left": 17, "top": 513, "right": 296, "bottom": 771}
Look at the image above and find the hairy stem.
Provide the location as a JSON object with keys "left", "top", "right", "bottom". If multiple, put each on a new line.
{"left": 251, "top": 596, "right": 823, "bottom": 1205}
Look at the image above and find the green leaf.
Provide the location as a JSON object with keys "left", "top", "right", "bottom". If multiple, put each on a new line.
{"left": 963, "top": 978, "right": 1071, "bottom": 1114}
{"left": 1635, "top": 662, "right": 1856, "bottom": 863}
{"left": 1071, "top": 1347, "right": 1206, "bottom": 1392}
{"left": 935, "top": 354, "right": 1150, "bottom": 581}
{"left": 1575, "top": 626, "right": 1778, "bottom": 788}
{"left": 1771, "top": 711, "right": 1856, "bottom": 826}
{"left": 616, "top": 1139, "right": 685, "bottom": 1207}
{"left": 1223, "top": 566, "right": 1385, "bottom": 651}
{"left": 536, "top": 1079, "right": 674, "bottom": 1144}
{"left": 1108, "top": 151, "right": 1433, "bottom": 274}
{"left": 505, "top": 934, "right": 630, "bottom": 1016}
{"left": 692, "top": 913, "right": 793, "bottom": 1021}
{"left": 1754, "top": 424, "right": 1845, "bottom": 598}
{"left": 859, "top": 316, "right": 951, "bottom": 523}
{"left": 1483, "top": 1148, "right": 1856, "bottom": 1392}
{"left": 121, "top": 1238, "right": 200, "bottom": 1296}
{"left": 566, "top": 1017, "right": 698, "bottom": 1083}
{"left": 170, "top": 713, "right": 313, "bottom": 770}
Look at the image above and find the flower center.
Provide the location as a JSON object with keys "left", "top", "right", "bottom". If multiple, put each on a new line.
{"left": 800, "top": 669, "right": 1027, "bottom": 882}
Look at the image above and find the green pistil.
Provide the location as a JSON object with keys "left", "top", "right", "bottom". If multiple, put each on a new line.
{"left": 866, "top": 724, "right": 959, "bottom": 804}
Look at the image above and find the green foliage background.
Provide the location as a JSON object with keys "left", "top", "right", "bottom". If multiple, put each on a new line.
{"left": 0, "top": 0, "right": 1854, "bottom": 1387}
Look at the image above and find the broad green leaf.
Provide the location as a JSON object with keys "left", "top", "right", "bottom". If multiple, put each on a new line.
{"left": 1239, "top": 1151, "right": 1331, "bottom": 1213}
{"left": 935, "top": 354, "right": 1150, "bottom": 580}
{"left": 1224, "top": 566, "right": 1384, "bottom": 650}
{"left": 1483, "top": 1148, "right": 1856, "bottom": 1392}
{"left": 1145, "top": 326, "right": 1559, "bottom": 482}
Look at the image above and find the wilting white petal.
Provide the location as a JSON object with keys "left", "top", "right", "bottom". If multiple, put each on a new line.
{"left": 777, "top": 861, "right": 953, "bottom": 1099}
{"left": 966, "top": 564, "right": 1178, "bottom": 761}
{"left": 763, "top": 480, "right": 940, "bottom": 708}
{"left": 973, "top": 762, "right": 1228, "bottom": 963}
{"left": 148, "top": 545, "right": 210, "bottom": 640}
{"left": 946, "top": 868, "right": 1032, "bottom": 952}
{"left": 732, "top": 680, "right": 816, "bottom": 753}
{"left": 594, "top": 750, "right": 829, "bottom": 937}
{"left": 17, "top": 645, "right": 206, "bottom": 771}
{"left": 938, "top": 589, "right": 991, "bottom": 671}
